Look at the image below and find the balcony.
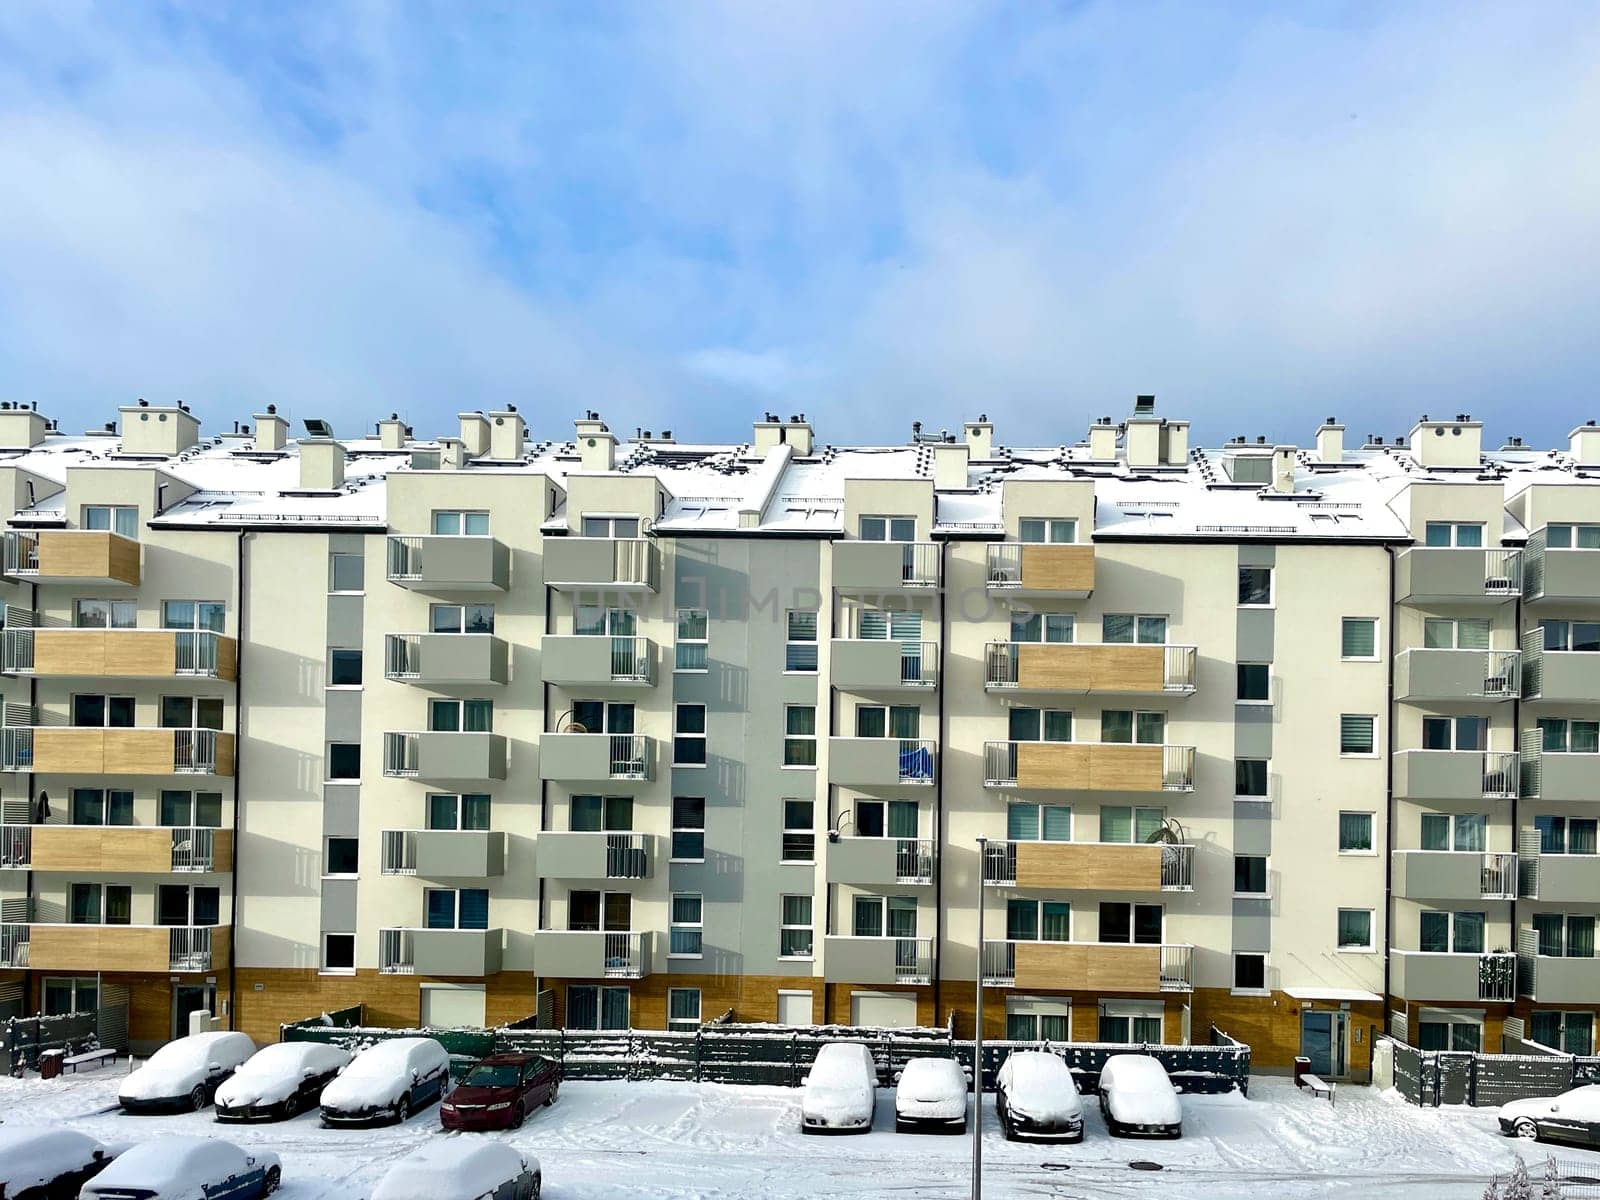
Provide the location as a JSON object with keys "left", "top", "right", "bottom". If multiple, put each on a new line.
{"left": 984, "top": 643, "right": 1196, "bottom": 696}
{"left": 379, "top": 830, "right": 506, "bottom": 878}
{"left": 384, "top": 634, "right": 508, "bottom": 686}
{"left": 825, "top": 837, "right": 934, "bottom": 886}
{"left": 1520, "top": 638, "right": 1600, "bottom": 703}
{"left": 986, "top": 544, "right": 1095, "bottom": 597}
{"left": 541, "top": 538, "right": 659, "bottom": 592}
{"left": 983, "top": 741, "right": 1196, "bottom": 792}
{"left": 0, "top": 728, "right": 235, "bottom": 776}
{"left": 1391, "top": 851, "right": 1517, "bottom": 901}
{"left": 827, "top": 738, "right": 936, "bottom": 788}
{"left": 829, "top": 640, "right": 937, "bottom": 691}
{"left": 539, "top": 636, "right": 656, "bottom": 687}
{"left": 537, "top": 733, "right": 654, "bottom": 783}
{"left": 531, "top": 930, "right": 652, "bottom": 979}
{"left": 378, "top": 927, "right": 503, "bottom": 977}
{"left": 1520, "top": 742, "right": 1600, "bottom": 802}
{"left": 1, "top": 629, "right": 236, "bottom": 679}
{"left": 0, "top": 825, "right": 231, "bottom": 873}
{"left": 980, "top": 940, "right": 1192, "bottom": 993}
{"left": 822, "top": 935, "right": 933, "bottom": 985}
{"left": 1517, "top": 932, "right": 1600, "bottom": 1004}
{"left": 382, "top": 731, "right": 507, "bottom": 782}
{"left": 1390, "top": 950, "right": 1516, "bottom": 1002}
{"left": 1518, "top": 846, "right": 1600, "bottom": 903}
{"left": 1394, "top": 546, "right": 1521, "bottom": 606}
{"left": 3, "top": 531, "right": 140, "bottom": 586}
{"left": 2, "top": 924, "right": 229, "bottom": 973}
{"left": 1392, "top": 750, "right": 1518, "bottom": 801}
{"left": 982, "top": 840, "right": 1194, "bottom": 892}
{"left": 533, "top": 832, "right": 653, "bottom": 881}
{"left": 385, "top": 535, "right": 509, "bottom": 592}
{"left": 1394, "top": 649, "right": 1520, "bottom": 702}
{"left": 832, "top": 542, "right": 939, "bottom": 592}
{"left": 1523, "top": 529, "right": 1600, "bottom": 603}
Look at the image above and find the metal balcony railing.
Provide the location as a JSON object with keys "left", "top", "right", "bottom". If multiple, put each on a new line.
{"left": 607, "top": 637, "right": 654, "bottom": 684}
{"left": 0, "top": 825, "right": 31, "bottom": 868}
{"left": 894, "top": 838, "right": 935, "bottom": 884}
{"left": 174, "top": 631, "right": 222, "bottom": 676}
{"left": 174, "top": 729, "right": 219, "bottom": 774}
{"left": 898, "top": 642, "right": 937, "bottom": 687}
{"left": 984, "top": 741, "right": 1021, "bottom": 787}
{"left": 605, "top": 833, "right": 650, "bottom": 879}
{"left": 980, "top": 840, "right": 1193, "bottom": 890}
{"left": 3, "top": 531, "right": 40, "bottom": 575}
{"left": 983, "top": 642, "right": 1197, "bottom": 693}
{"left": 381, "top": 830, "right": 419, "bottom": 875}
{"left": 168, "top": 926, "right": 216, "bottom": 971}
{"left": 1481, "top": 950, "right": 1518, "bottom": 1001}
{"left": 1485, "top": 548, "right": 1523, "bottom": 595}
{"left": 986, "top": 544, "right": 1024, "bottom": 587}
{"left": 894, "top": 936, "right": 933, "bottom": 983}
{"left": 169, "top": 827, "right": 218, "bottom": 872}
{"left": 0, "top": 922, "right": 30, "bottom": 967}
{"left": 982, "top": 840, "right": 1018, "bottom": 884}
{"left": 607, "top": 734, "right": 650, "bottom": 780}
{"left": 386, "top": 536, "right": 424, "bottom": 581}
{"left": 386, "top": 634, "right": 422, "bottom": 679}
{"left": 1160, "top": 944, "right": 1195, "bottom": 992}
{"left": 980, "top": 939, "right": 1017, "bottom": 985}
{"left": 895, "top": 543, "right": 939, "bottom": 588}
{"left": 603, "top": 932, "right": 648, "bottom": 978}
{"left": 0, "top": 728, "right": 33, "bottom": 771}
{"left": 978, "top": 939, "right": 1192, "bottom": 991}
{"left": 1482, "top": 751, "right": 1520, "bottom": 799}
{"left": 1, "top": 629, "right": 32, "bottom": 674}
{"left": 384, "top": 732, "right": 420, "bottom": 777}
{"left": 1481, "top": 852, "right": 1518, "bottom": 900}
{"left": 379, "top": 928, "right": 416, "bottom": 974}
{"left": 1161, "top": 843, "right": 1196, "bottom": 890}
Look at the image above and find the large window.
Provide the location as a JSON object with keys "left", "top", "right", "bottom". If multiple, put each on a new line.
{"left": 1420, "top": 812, "right": 1486, "bottom": 852}
{"left": 781, "top": 799, "right": 815, "bottom": 863}
{"left": 575, "top": 605, "right": 635, "bottom": 637}
{"left": 429, "top": 698, "right": 493, "bottom": 732}
{"left": 428, "top": 793, "right": 490, "bottom": 831}
{"left": 1539, "top": 718, "right": 1600, "bottom": 753}
{"left": 1098, "top": 902, "right": 1162, "bottom": 945}
{"left": 1546, "top": 524, "right": 1600, "bottom": 549}
{"left": 674, "top": 704, "right": 707, "bottom": 765}
{"left": 69, "top": 883, "right": 131, "bottom": 925}
{"left": 1341, "top": 618, "right": 1378, "bottom": 660}
{"left": 1006, "top": 898, "right": 1070, "bottom": 942}
{"left": 581, "top": 515, "right": 639, "bottom": 538}
{"left": 780, "top": 895, "right": 814, "bottom": 957}
{"left": 160, "top": 790, "right": 222, "bottom": 828}
{"left": 162, "top": 601, "right": 225, "bottom": 632}
{"left": 1005, "top": 1002, "right": 1070, "bottom": 1042}
{"left": 674, "top": 609, "right": 708, "bottom": 672}
{"left": 570, "top": 794, "right": 633, "bottom": 833}
{"left": 1338, "top": 812, "right": 1375, "bottom": 854}
{"left": 853, "top": 895, "right": 917, "bottom": 938}
{"left": 1101, "top": 710, "right": 1164, "bottom": 745}
{"left": 82, "top": 505, "right": 137, "bottom": 538}
{"left": 42, "top": 976, "right": 99, "bottom": 1016}
{"left": 567, "top": 985, "right": 630, "bottom": 1031}
{"left": 1098, "top": 1003, "right": 1163, "bottom": 1045}
{"left": 1237, "top": 567, "right": 1273, "bottom": 607}
{"left": 431, "top": 603, "right": 494, "bottom": 634}
{"left": 1100, "top": 807, "right": 1164, "bottom": 844}
{"left": 1011, "top": 611, "right": 1073, "bottom": 643}
{"left": 1339, "top": 715, "right": 1376, "bottom": 756}
{"left": 71, "top": 788, "right": 133, "bottom": 826}
{"left": 71, "top": 694, "right": 134, "bottom": 728}
{"left": 1420, "top": 911, "right": 1485, "bottom": 954}
{"left": 855, "top": 798, "right": 919, "bottom": 839}
{"left": 425, "top": 888, "right": 488, "bottom": 931}
{"left": 1534, "top": 815, "right": 1598, "bottom": 855}
{"left": 668, "top": 988, "right": 702, "bottom": 1032}
{"left": 1337, "top": 909, "right": 1374, "bottom": 951}
{"left": 1421, "top": 716, "right": 1486, "bottom": 751}
{"left": 1533, "top": 913, "right": 1597, "bottom": 958}
{"left": 1019, "top": 518, "right": 1076, "bottom": 544}
{"left": 569, "top": 700, "right": 633, "bottom": 734}
{"left": 1424, "top": 522, "right": 1484, "bottom": 548}
{"left": 1530, "top": 1010, "right": 1595, "bottom": 1055}
{"left": 669, "top": 894, "right": 703, "bottom": 957}
{"left": 1540, "top": 620, "right": 1600, "bottom": 652}
{"left": 432, "top": 509, "right": 489, "bottom": 535}
{"left": 785, "top": 611, "right": 819, "bottom": 672}
{"left": 161, "top": 695, "right": 224, "bottom": 730}
{"left": 1008, "top": 707, "right": 1071, "bottom": 743}
{"left": 1102, "top": 614, "right": 1167, "bottom": 644}
{"left": 855, "top": 704, "right": 919, "bottom": 739}
{"left": 1007, "top": 802, "right": 1071, "bottom": 842}
{"left": 1418, "top": 1013, "right": 1483, "bottom": 1052}
{"left": 783, "top": 705, "right": 817, "bottom": 766}
{"left": 670, "top": 797, "right": 705, "bottom": 860}
{"left": 325, "top": 837, "right": 359, "bottom": 876}
{"left": 859, "top": 516, "right": 915, "bottom": 542}
{"left": 1423, "top": 617, "right": 1490, "bottom": 649}
{"left": 73, "top": 599, "right": 136, "bottom": 629}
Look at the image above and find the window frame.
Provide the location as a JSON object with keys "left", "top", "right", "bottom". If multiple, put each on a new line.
{"left": 673, "top": 703, "right": 708, "bottom": 767}
{"left": 783, "top": 704, "right": 818, "bottom": 767}
{"left": 785, "top": 610, "right": 819, "bottom": 673}
{"left": 1341, "top": 617, "right": 1380, "bottom": 661}
{"left": 1235, "top": 662, "right": 1271, "bottom": 703}
{"left": 324, "top": 836, "right": 359, "bottom": 878}
{"left": 431, "top": 509, "right": 490, "bottom": 536}
{"left": 1338, "top": 811, "right": 1376, "bottom": 855}
{"left": 781, "top": 799, "right": 815, "bottom": 863}
{"left": 670, "top": 796, "right": 706, "bottom": 862}
{"left": 1232, "top": 952, "right": 1268, "bottom": 995}
{"left": 328, "top": 648, "right": 363, "bottom": 688}
{"left": 779, "top": 894, "right": 814, "bottom": 959}
{"left": 1339, "top": 714, "right": 1378, "bottom": 757}
{"left": 668, "top": 893, "right": 704, "bottom": 959}
{"left": 1237, "top": 566, "right": 1274, "bottom": 608}
{"left": 329, "top": 552, "right": 363, "bottom": 594}
{"left": 1336, "top": 907, "right": 1376, "bottom": 952}
{"left": 320, "top": 932, "right": 356, "bottom": 975}
{"left": 81, "top": 504, "right": 138, "bottom": 539}
{"left": 667, "top": 987, "right": 702, "bottom": 1031}
{"left": 674, "top": 608, "right": 708, "bottom": 673}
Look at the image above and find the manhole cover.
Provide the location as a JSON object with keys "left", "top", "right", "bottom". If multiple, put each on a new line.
{"left": 1129, "top": 1161, "right": 1164, "bottom": 1171}
{"left": 1040, "top": 1163, "right": 1071, "bottom": 1172}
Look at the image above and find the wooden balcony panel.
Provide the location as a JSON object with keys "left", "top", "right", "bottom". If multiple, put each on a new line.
{"left": 36, "top": 532, "right": 142, "bottom": 585}
{"left": 31, "top": 631, "right": 238, "bottom": 680}
{"left": 1015, "top": 742, "right": 1091, "bottom": 789}
{"left": 1014, "top": 742, "right": 1164, "bottom": 791}
{"left": 1015, "top": 644, "right": 1164, "bottom": 693}
{"left": 27, "top": 729, "right": 236, "bottom": 777}
{"left": 1090, "top": 743, "right": 1165, "bottom": 791}
{"left": 28, "top": 827, "right": 232, "bottom": 873}
{"left": 1014, "top": 842, "right": 1161, "bottom": 891}
{"left": 27, "top": 925, "right": 230, "bottom": 973}
{"left": 1013, "top": 942, "right": 1161, "bottom": 992}
{"left": 1021, "top": 544, "right": 1094, "bottom": 593}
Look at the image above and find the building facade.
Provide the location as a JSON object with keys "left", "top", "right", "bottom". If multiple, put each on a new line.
{"left": 1, "top": 398, "right": 1596, "bottom": 1073}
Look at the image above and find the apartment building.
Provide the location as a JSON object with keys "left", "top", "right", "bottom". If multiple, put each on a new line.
{"left": 0, "top": 396, "right": 1596, "bottom": 1075}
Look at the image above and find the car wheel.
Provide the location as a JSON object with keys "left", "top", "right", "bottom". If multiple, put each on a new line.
{"left": 190, "top": 1084, "right": 209, "bottom": 1112}
{"left": 545, "top": 1079, "right": 559, "bottom": 1106}
{"left": 512, "top": 1102, "right": 526, "bottom": 1129}
{"left": 1514, "top": 1118, "right": 1540, "bottom": 1140}
{"left": 264, "top": 1165, "right": 281, "bottom": 1195}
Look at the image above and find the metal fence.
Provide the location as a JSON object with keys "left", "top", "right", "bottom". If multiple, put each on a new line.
{"left": 2, "top": 1006, "right": 127, "bottom": 1074}
{"left": 1389, "top": 1034, "right": 1600, "bottom": 1107}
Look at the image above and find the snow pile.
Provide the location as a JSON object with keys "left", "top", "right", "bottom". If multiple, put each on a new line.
{"left": 118, "top": 1032, "right": 254, "bottom": 1103}
{"left": 0, "top": 1127, "right": 106, "bottom": 1193}
{"left": 215, "top": 1042, "right": 350, "bottom": 1110}
{"left": 320, "top": 1037, "right": 446, "bottom": 1111}
{"left": 82, "top": 1135, "right": 250, "bottom": 1195}
{"left": 895, "top": 1059, "right": 967, "bottom": 1121}
{"left": 1100, "top": 1055, "right": 1182, "bottom": 1126}
{"left": 371, "top": 1140, "right": 535, "bottom": 1200}
{"left": 999, "top": 1051, "right": 1083, "bottom": 1123}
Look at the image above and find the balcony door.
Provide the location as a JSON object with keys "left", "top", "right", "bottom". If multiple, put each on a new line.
{"left": 158, "top": 885, "right": 220, "bottom": 927}
{"left": 567, "top": 984, "right": 629, "bottom": 1030}
{"left": 570, "top": 795, "right": 633, "bottom": 832}
{"left": 172, "top": 981, "right": 217, "bottom": 1041}
{"left": 568, "top": 890, "right": 631, "bottom": 933}
{"left": 71, "top": 694, "right": 134, "bottom": 728}
{"left": 429, "top": 698, "right": 493, "bottom": 733}
{"left": 854, "top": 799, "right": 918, "bottom": 839}
{"left": 161, "top": 696, "right": 224, "bottom": 731}
{"left": 855, "top": 705, "right": 918, "bottom": 739}
{"left": 569, "top": 701, "right": 633, "bottom": 735}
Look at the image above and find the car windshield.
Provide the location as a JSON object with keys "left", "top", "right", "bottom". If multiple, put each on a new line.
{"left": 461, "top": 1063, "right": 520, "bottom": 1088}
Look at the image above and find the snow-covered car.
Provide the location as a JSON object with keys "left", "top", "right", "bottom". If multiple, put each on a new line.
{"left": 117, "top": 1032, "right": 256, "bottom": 1114}
{"left": 78, "top": 1136, "right": 280, "bottom": 1200}
{"left": 996, "top": 1050, "right": 1085, "bottom": 1142}
{"left": 1499, "top": 1083, "right": 1600, "bottom": 1146}
{"left": 1098, "top": 1054, "right": 1182, "bottom": 1138}
{"left": 371, "top": 1140, "right": 541, "bottom": 1200}
{"left": 893, "top": 1058, "right": 968, "bottom": 1133}
{"left": 800, "top": 1042, "right": 878, "bottom": 1135}
{"left": 0, "top": 1127, "right": 118, "bottom": 1199}
{"left": 319, "top": 1037, "right": 450, "bottom": 1127}
{"left": 214, "top": 1041, "right": 352, "bottom": 1123}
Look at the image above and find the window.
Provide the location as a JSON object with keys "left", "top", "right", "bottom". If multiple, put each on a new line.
{"left": 1541, "top": 620, "right": 1600, "bottom": 652}
{"left": 1098, "top": 1002, "right": 1163, "bottom": 1045}
{"left": 71, "top": 694, "right": 134, "bottom": 728}
{"left": 428, "top": 793, "right": 491, "bottom": 831}
{"left": 322, "top": 933, "right": 355, "bottom": 974}
{"left": 1533, "top": 815, "right": 1598, "bottom": 855}
{"left": 1098, "top": 902, "right": 1162, "bottom": 945}
{"left": 570, "top": 794, "right": 633, "bottom": 833}
{"left": 1010, "top": 611, "right": 1073, "bottom": 643}
{"left": 430, "top": 603, "right": 494, "bottom": 634}
{"left": 325, "top": 837, "right": 359, "bottom": 876}
{"left": 780, "top": 894, "right": 814, "bottom": 957}
{"left": 1234, "top": 759, "right": 1269, "bottom": 799}
{"left": 1019, "top": 517, "right": 1076, "bottom": 544}
{"left": 327, "top": 743, "right": 361, "bottom": 780}
{"left": 569, "top": 700, "right": 634, "bottom": 734}
{"left": 430, "top": 698, "right": 493, "bottom": 732}
{"left": 1532, "top": 913, "right": 1597, "bottom": 958}
{"left": 673, "top": 704, "right": 707, "bottom": 766}
{"left": 1336, "top": 908, "right": 1374, "bottom": 951}
{"left": 71, "top": 788, "right": 133, "bottom": 826}
{"left": 852, "top": 895, "right": 918, "bottom": 938}
{"left": 1236, "top": 663, "right": 1270, "bottom": 702}
{"left": 425, "top": 888, "right": 489, "bottom": 931}
{"left": 855, "top": 704, "right": 919, "bottom": 739}
{"left": 675, "top": 609, "right": 708, "bottom": 671}
{"left": 575, "top": 605, "right": 635, "bottom": 637}
{"left": 69, "top": 883, "right": 132, "bottom": 925}
{"left": 161, "top": 600, "right": 225, "bottom": 632}
{"left": 1100, "top": 807, "right": 1164, "bottom": 843}
{"left": 1233, "top": 953, "right": 1267, "bottom": 993}
{"left": 1420, "top": 812, "right": 1487, "bottom": 852}
{"left": 1421, "top": 716, "right": 1486, "bottom": 751}
{"left": 581, "top": 515, "right": 640, "bottom": 538}
{"left": 668, "top": 987, "right": 702, "bottom": 1031}
{"left": 432, "top": 509, "right": 489, "bottom": 536}
{"left": 329, "top": 553, "right": 363, "bottom": 593}
{"left": 568, "top": 890, "right": 630, "bottom": 933}
{"left": 1424, "top": 522, "right": 1484, "bottom": 548}
{"left": 782, "top": 799, "right": 815, "bottom": 862}
{"left": 1233, "top": 855, "right": 1268, "bottom": 896}
{"left": 1339, "top": 812, "right": 1375, "bottom": 854}
{"left": 785, "top": 611, "right": 818, "bottom": 672}
{"left": 1417, "top": 1013, "right": 1483, "bottom": 1052}
{"left": 669, "top": 894, "right": 703, "bottom": 957}
{"left": 1006, "top": 802, "right": 1071, "bottom": 842}
{"left": 329, "top": 649, "right": 363, "bottom": 687}
{"left": 1341, "top": 618, "right": 1378, "bottom": 660}
{"left": 1006, "top": 898, "right": 1071, "bottom": 942}
{"left": 784, "top": 705, "right": 817, "bottom": 766}
{"left": 41, "top": 977, "right": 98, "bottom": 1016}
{"left": 855, "top": 799, "right": 919, "bottom": 838}
{"left": 1237, "top": 567, "right": 1273, "bottom": 607}
{"left": 567, "top": 985, "right": 630, "bottom": 1031}
{"left": 1005, "top": 1002, "right": 1071, "bottom": 1042}
{"left": 1339, "top": 715, "right": 1376, "bottom": 756}
{"left": 859, "top": 515, "right": 915, "bottom": 542}
{"left": 1545, "top": 524, "right": 1600, "bottom": 550}
{"left": 1530, "top": 1010, "right": 1595, "bottom": 1055}
{"left": 1103, "top": 614, "right": 1167, "bottom": 644}
{"left": 160, "top": 695, "right": 224, "bottom": 730}
{"left": 1423, "top": 617, "right": 1491, "bottom": 649}
{"left": 159, "top": 883, "right": 222, "bottom": 927}
{"left": 671, "top": 796, "right": 705, "bottom": 860}
{"left": 1420, "top": 911, "right": 1485, "bottom": 954}
{"left": 74, "top": 599, "right": 136, "bottom": 629}
{"left": 82, "top": 504, "right": 137, "bottom": 538}
{"left": 1101, "top": 710, "right": 1164, "bottom": 744}
{"left": 1008, "top": 707, "right": 1072, "bottom": 743}
{"left": 1539, "top": 718, "right": 1600, "bottom": 753}
{"left": 1226, "top": 454, "right": 1272, "bottom": 484}
{"left": 160, "top": 790, "right": 222, "bottom": 828}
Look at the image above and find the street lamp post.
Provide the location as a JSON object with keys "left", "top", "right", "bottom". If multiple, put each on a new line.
{"left": 972, "top": 836, "right": 986, "bottom": 1200}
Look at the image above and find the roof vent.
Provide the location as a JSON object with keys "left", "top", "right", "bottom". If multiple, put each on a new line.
{"left": 1134, "top": 394, "right": 1156, "bottom": 416}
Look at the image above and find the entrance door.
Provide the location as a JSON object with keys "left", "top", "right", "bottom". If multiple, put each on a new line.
{"left": 172, "top": 982, "right": 215, "bottom": 1040}
{"left": 1300, "top": 1010, "right": 1348, "bottom": 1077}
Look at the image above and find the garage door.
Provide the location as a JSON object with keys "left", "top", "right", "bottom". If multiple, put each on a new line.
{"left": 421, "top": 983, "right": 486, "bottom": 1029}
{"left": 851, "top": 992, "right": 916, "bottom": 1028}
{"left": 778, "top": 991, "right": 813, "bottom": 1026}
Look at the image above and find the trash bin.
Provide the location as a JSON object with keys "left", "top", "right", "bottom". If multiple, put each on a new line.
{"left": 39, "top": 1048, "right": 64, "bottom": 1080}
{"left": 1293, "top": 1056, "right": 1311, "bottom": 1088}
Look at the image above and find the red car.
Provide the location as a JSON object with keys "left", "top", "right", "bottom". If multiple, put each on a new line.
{"left": 440, "top": 1052, "right": 562, "bottom": 1130}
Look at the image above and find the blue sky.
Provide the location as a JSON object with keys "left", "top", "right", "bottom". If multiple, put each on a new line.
{"left": 0, "top": 2, "right": 1597, "bottom": 449}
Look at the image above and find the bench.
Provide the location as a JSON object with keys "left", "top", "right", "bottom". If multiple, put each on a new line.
{"left": 62, "top": 1047, "right": 118, "bottom": 1074}
{"left": 1296, "top": 1072, "right": 1335, "bottom": 1105}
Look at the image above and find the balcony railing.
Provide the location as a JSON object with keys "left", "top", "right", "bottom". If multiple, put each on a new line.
{"left": 606, "top": 735, "right": 650, "bottom": 780}
{"left": 0, "top": 922, "right": 28, "bottom": 967}
{"left": 980, "top": 939, "right": 1193, "bottom": 992}
{"left": 382, "top": 830, "right": 419, "bottom": 875}
{"left": 169, "top": 827, "right": 219, "bottom": 873}
{"left": 1481, "top": 851, "right": 1518, "bottom": 900}
{"left": 604, "top": 833, "right": 651, "bottom": 879}
{"left": 174, "top": 632, "right": 223, "bottom": 676}
{"left": 985, "top": 544, "right": 1095, "bottom": 595}
{"left": 168, "top": 926, "right": 217, "bottom": 971}
{"left": 603, "top": 932, "right": 649, "bottom": 979}
{"left": 174, "top": 730, "right": 220, "bottom": 774}
{"left": 385, "top": 634, "right": 423, "bottom": 680}
{"left": 0, "top": 727, "right": 226, "bottom": 775}
{"left": 542, "top": 538, "right": 660, "bottom": 590}
{"left": 893, "top": 838, "right": 935, "bottom": 884}
{"left": 0, "top": 825, "right": 30, "bottom": 869}
{"left": 384, "top": 732, "right": 420, "bottom": 776}
{"left": 605, "top": 638, "right": 654, "bottom": 684}
{"left": 984, "top": 642, "right": 1197, "bottom": 693}
{"left": 379, "top": 927, "right": 416, "bottom": 974}
{"left": 981, "top": 840, "right": 1194, "bottom": 890}
{"left": 982, "top": 741, "right": 1196, "bottom": 791}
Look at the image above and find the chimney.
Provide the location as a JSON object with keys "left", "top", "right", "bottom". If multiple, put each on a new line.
{"left": 458, "top": 412, "right": 490, "bottom": 458}
{"left": 1125, "top": 418, "right": 1161, "bottom": 469}
{"left": 299, "top": 437, "right": 346, "bottom": 491}
{"left": 933, "top": 442, "right": 971, "bottom": 490}
{"left": 783, "top": 414, "right": 814, "bottom": 456}
{"left": 119, "top": 402, "right": 201, "bottom": 455}
{"left": 753, "top": 414, "right": 782, "bottom": 455}
{"left": 489, "top": 409, "right": 527, "bottom": 460}
{"left": 1088, "top": 417, "right": 1118, "bottom": 461}
{"left": 964, "top": 415, "right": 995, "bottom": 461}
{"left": 0, "top": 404, "right": 50, "bottom": 450}
{"left": 1160, "top": 419, "right": 1189, "bottom": 466}
{"left": 1270, "top": 445, "right": 1297, "bottom": 494}
{"left": 1570, "top": 421, "right": 1600, "bottom": 467}
{"left": 254, "top": 407, "right": 287, "bottom": 453}
{"left": 575, "top": 415, "right": 616, "bottom": 472}
{"left": 438, "top": 437, "right": 467, "bottom": 470}
{"left": 1315, "top": 417, "right": 1344, "bottom": 463}
{"left": 377, "top": 414, "right": 408, "bottom": 450}
{"left": 1409, "top": 414, "right": 1483, "bottom": 469}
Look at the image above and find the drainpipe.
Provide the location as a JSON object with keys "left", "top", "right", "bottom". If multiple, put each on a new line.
{"left": 1382, "top": 547, "right": 1396, "bottom": 1035}
{"left": 227, "top": 530, "right": 245, "bottom": 1033}
{"left": 1510, "top": 564, "right": 1523, "bottom": 1026}
{"left": 931, "top": 541, "right": 948, "bottom": 1027}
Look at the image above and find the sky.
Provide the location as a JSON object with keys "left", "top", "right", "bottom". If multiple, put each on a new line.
{"left": 0, "top": 1, "right": 1597, "bottom": 451}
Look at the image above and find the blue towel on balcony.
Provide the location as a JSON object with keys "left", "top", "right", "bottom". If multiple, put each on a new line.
{"left": 900, "top": 744, "right": 934, "bottom": 780}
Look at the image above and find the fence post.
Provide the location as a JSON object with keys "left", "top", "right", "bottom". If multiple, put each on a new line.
{"left": 790, "top": 1032, "right": 799, "bottom": 1089}
{"left": 695, "top": 1030, "right": 702, "bottom": 1083}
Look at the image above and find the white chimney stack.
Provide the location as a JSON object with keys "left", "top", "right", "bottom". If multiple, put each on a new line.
{"left": 964, "top": 416, "right": 994, "bottom": 461}
{"left": 1315, "top": 418, "right": 1344, "bottom": 463}
{"left": 1570, "top": 422, "right": 1600, "bottom": 467}
{"left": 377, "top": 415, "right": 408, "bottom": 450}
{"left": 1271, "top": 445, "right": 1297, "bottom": 494}
{"left": 0, "top": 404, "right": 49, "bottom": 449}
{"left": 299, "top": 438, "right": 346, "bottom": 491}
{"left": 575, "top": 414, "right": 616, "bottom": 472}
{"left": 489, "top": 409, "right": 527, "bottom": 460}
{"left": 1410, "top": 414, "right": 1483, "bottom": 468}
{"left": 933, "top": 441, "right": 971, "bottom": 490}
{"left": 1087, "top": 418, "right": 1118, "bottom": 462}
{"left": 253, "top": 408, "right": 287, "bottom": 453}
{"left": 458, "top": 413, "right": 490, "bottom": 458}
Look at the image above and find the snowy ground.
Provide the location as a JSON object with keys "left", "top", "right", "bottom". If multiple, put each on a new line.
{"left": 0, "top": 1069, "right": 1588, "bottom": 1199}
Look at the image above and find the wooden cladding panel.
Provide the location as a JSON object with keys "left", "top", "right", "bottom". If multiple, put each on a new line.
{"left": 35, "top": 532, "right": 141, "bottom": 584}
{"left": 211, "top": 734, "right": 236, "bottom": 777}
{"left": 106, "top": 730, "right": 183, "bottom": 775}
{"left": 1014, "top": 742, "right": 1163, "bottom": 792}
{"left": 27, "top": 826, "right": 232, "bottom": 872}
{"left": 31, "top": 631, "right": 235, "bottom": 679}
{"left": 1019, "top": 544, "right": 1094, "bottom": 593}
{"left": 1013, "top": 942, "right": 1161, "bottom": 993}
{"left": 1015, "top": 742, "right": 1091, "bottom": 789}
{"left": 26, "top": 924, "right": 230, "bottom": 973}
{"left": 32, "top": 729, "right": 106, "bottom": 773}
{"left": 215, "top": 638, "right": 238, "bottom": 682}
{"left": 29, "top": 729, "right": 235, "bottom": 776}
{"left": 1014, "top": 842, "right": 1161, "bottom": 891}
{"left": 1089, "top": 744, "right": 1163, "bottom": 792}
{"left": 1015, "top": 644, "right": 1164, "bottom": 693}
